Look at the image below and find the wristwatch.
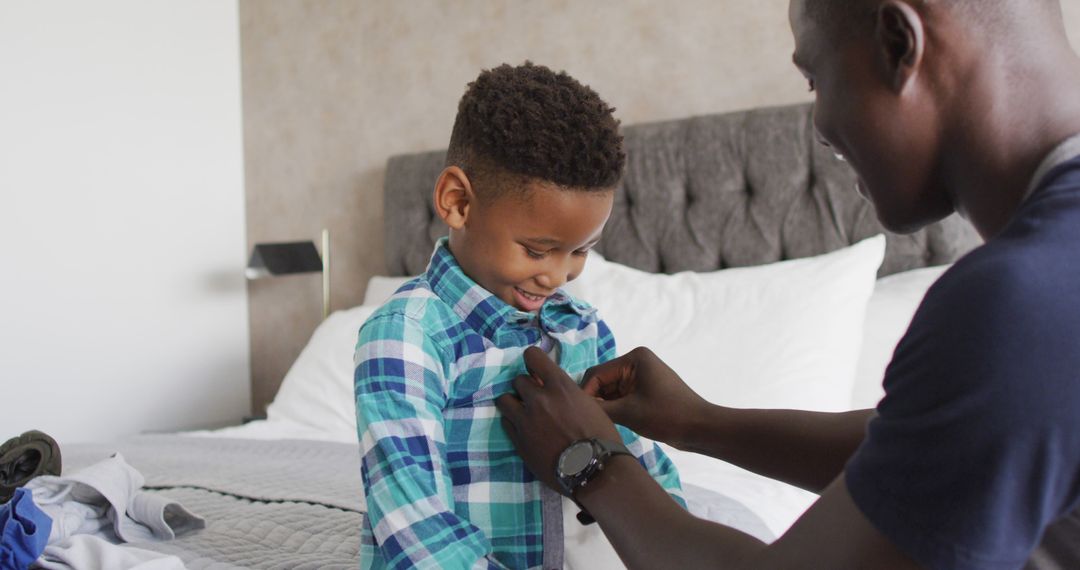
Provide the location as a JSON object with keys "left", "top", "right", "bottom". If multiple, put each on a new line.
{"left": 555, "top": 438, "right": 632, "bottom": 497}
{"left": 556, "top": 438, "right": 632, "bottom": 525}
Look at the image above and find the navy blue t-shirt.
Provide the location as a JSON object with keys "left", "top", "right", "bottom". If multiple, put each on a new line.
{"left": 846, "top": 156, "right": 1080, "bottom": 570}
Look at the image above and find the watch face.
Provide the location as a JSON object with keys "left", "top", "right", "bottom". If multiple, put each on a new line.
{"left": 559, "top": 441, "right": 594, "bottom": 476}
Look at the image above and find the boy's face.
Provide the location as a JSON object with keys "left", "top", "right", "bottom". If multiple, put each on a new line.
{"left": 449, "top": 181, "right": 613, "bottom": 312}
{"left": 789, "top": 0, "right": 954, "bottom": 233}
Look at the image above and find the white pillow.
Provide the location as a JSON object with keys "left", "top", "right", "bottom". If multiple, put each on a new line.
{"left": 265, "top": 304, "right": 377, "bottom": 440}
{"left": 565, "top": 236, "right": 884, "bottom": 535}
{"left": 569, "top": 235, "right": 885, "bottom": 412}
{"left": 851, "top": 264, "right": 949, "bottom": 409}
{"left": 363, "top": 275, "right": 413, "bottom": 305}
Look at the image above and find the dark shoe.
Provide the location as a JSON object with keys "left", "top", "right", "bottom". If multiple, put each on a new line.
{"left": 0, "top": 430, "right": 61, "bottom": 504}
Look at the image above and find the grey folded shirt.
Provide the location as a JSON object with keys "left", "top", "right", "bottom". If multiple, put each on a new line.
{"left": 27, "top": 452, "right": 204, "bottom": 544}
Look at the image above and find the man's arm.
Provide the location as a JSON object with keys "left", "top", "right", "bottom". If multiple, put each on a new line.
{"left": 676, "top": 404, "right": 872, "bottom": 493}
{"left": 583, "top": 346, "right": 871, "bottom": 493}
{"left": 574, "top": 455, "right": 917, "bottom": 569}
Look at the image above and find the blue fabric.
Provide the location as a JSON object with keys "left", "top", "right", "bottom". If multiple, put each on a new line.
{"left": 1, "top": 488, "right": 52, "bottom": 570}
{"left": 846, "top": 156, "right": 1080, "bottom": 570}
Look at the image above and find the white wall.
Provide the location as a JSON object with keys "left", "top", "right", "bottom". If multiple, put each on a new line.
{"left": 0, "top": 0, "right": 249, "bottom": 443}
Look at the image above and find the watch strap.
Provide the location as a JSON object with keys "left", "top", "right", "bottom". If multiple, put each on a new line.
{"left": 563, "top": 438, "right": 632, "bottom": 525}
{"left": 593, "top": 438, "right": 632, "bottom": 461}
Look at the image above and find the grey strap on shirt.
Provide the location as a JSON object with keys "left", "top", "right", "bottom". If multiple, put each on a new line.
{"left": 541, "top": 487, "right": 565, "bottom": 570}
{"left": 540, "top": 328, "right": 565, "bottom": 569}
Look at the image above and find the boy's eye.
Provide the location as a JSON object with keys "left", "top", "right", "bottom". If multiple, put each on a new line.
{"left": 572, "top": 249, "right": 591, "bottom": 257}
{"left": 524, "top": 247, "right": 546, "bottom": 259}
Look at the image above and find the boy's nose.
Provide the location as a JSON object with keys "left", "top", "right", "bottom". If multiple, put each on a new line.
{"left": 535, "top": 270, "right": 567, "bottom": 291}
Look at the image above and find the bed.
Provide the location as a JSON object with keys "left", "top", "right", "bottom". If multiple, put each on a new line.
{"left": 59, "top": 102, "right": 979, "bottom": 568}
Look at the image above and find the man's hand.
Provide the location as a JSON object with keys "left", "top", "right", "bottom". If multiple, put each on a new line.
{"left": 582, "top": 346, "right": 713, "bottom": 450}
{"left": 495, "top": 346, "right": 622, "bottom": 493}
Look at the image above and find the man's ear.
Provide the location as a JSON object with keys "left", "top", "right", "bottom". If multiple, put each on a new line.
{"left": 876, "top": 1, "right": 925, "bottom": 93}
{"left": 433, "top": 166, "right": 474, "bottom": 230}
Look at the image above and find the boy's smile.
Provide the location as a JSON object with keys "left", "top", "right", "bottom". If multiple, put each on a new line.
{"left": 512, "top": 286, "right": 549, "bottom": 312}
{"left": 443, "top": 175, "right": 614, "bottom": 313}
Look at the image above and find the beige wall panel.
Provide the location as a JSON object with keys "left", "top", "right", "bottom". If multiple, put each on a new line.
{"left": 240, "top": 0, "right": 1080, "bottom": 414}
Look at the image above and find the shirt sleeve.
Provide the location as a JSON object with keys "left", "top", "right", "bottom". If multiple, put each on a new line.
{"left": 355, "top": 313, "right": 510, "bottom": 570}
{"left": 618, "top": 425, "right": 687, "bottom": 509}
{"left": 845, "top": 259, "right": 1080, "bottom": 570}
{"left": 595, "top": 318, "right": 686, "bottom": 508}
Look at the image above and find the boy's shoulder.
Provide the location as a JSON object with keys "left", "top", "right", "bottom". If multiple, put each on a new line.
{"left": 364, "top": 275, "right": 458, "bottom": 329}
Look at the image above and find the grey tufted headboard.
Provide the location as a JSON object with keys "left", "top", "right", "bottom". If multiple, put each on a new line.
{"left": 383, "top": 103, "right": 979, "bottom": 277}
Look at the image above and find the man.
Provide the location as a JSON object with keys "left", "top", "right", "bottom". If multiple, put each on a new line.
{"left": 495, "top": 0, "right": 1080, "bottom": 568}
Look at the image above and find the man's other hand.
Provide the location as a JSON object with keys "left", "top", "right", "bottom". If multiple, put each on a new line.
{"left": 582, "top": 346, "right": 713, "bottom": 450}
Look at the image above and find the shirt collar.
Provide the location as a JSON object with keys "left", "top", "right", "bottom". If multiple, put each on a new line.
{"left": 1024, "top": 133, "right": 1080, "bottom": 201}
{"left": 424, "top": 238, "right": 596, "bottom": 346}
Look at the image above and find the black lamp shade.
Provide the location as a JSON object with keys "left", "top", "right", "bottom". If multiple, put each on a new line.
{"left": 246, "top": 241, "right": 323, "bottom": 279}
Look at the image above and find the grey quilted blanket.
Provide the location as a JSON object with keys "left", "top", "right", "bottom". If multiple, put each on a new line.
{"left": 63, "top": 435, "right": 365, "bottom": 569}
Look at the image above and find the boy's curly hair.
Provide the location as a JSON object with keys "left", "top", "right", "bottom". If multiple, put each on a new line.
{"left": 446, "top": 62, "right": 625, "bottom": 198}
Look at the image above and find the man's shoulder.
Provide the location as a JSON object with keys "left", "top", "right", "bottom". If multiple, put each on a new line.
{"left": 890, "top": 188, "right": 1080, "bottom": 359}
{"left": 889, "top": 208, "right": 1080, "bottom": 406}
{"left": 928, "top": 209, "right": 1079, "bottom": 316}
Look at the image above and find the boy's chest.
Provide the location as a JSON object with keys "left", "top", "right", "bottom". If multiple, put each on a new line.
{"left": 440, "top": 329, "right": 600, "bottom": 469}
{"left": 443, "top": 330, "right": 598, "bottom": 409}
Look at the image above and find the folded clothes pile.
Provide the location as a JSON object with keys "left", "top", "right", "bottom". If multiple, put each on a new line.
{"left": 0, "top": 431, "right": 203, "bottom": 570}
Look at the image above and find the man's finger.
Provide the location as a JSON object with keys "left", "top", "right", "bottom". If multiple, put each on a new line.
{"left": 580, "top": 361, "right": 606, "bottom": 396}
{"left": 511, "top": 373, "right": 543, "bottom": 402}
{"left": 522, "top": 346, "right": 575, "bottom": 389}
{"left": 582, "top": 368, "right": 619, "bottom": 397}
{"left": 581, "top": 354, "right": 630, "bottom": 396}
{"left": 495, "top": 393, "right": 525, "bottom": 426}
{"left": 596, "top": 397, "right": 628, "bottom": 425}
{"left": 500, "top": 416, "right": 521, "bottom": 450}
{"left": 581, "top": 375, "right": 602, "bottom": 397}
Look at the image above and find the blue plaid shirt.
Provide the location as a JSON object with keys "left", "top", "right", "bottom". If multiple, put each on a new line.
{"left": 354, "top": 238, "right": 684, "bottom": 569}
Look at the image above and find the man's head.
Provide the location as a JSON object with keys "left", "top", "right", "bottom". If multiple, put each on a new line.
{"left": 789, "top": 0, "right": 1072, "bottom": 235}
{"left": 434, "top": 62, "right": 624, "bottom": 312}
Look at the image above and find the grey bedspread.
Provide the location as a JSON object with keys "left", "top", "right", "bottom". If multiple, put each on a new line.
{"left": 63, "top": 436, "right": 364, "bottom": 569}
{"left": 59, "top": 436, "right": 774, "bottom": 569}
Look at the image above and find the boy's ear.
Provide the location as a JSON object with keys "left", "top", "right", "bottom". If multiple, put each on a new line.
{"left": 875, "top": 1, "right": 925, "bottom": 93}
{"left": 433, "top": 166, "right": 475, "bottom": 230}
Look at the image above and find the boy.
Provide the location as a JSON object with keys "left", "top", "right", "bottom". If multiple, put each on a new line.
{"left": 354, "top": 62, "right": 683, "bottom": 569}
